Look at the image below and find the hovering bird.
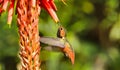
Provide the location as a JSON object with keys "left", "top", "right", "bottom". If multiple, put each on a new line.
{"left": 40, "top": 26, "right": 75, "bottom": 64}
{"left": 57, "top": 26, "right": 75, "bottom": 64}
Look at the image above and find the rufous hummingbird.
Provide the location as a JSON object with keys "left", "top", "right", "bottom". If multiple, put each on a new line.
{"left": 40, "top": 26, "right": 75, "bottom": 64}
{"left": 57, "top": 26, "right": 75, "bottom": 64}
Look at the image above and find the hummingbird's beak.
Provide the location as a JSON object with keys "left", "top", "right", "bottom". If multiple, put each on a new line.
{"left": 63, "top": 43, "right": 75, "bottom": 64}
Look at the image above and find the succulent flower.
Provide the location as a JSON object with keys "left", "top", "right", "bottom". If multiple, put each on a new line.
{"left": 0, "top": 0, "right": 72, "bottom": 69}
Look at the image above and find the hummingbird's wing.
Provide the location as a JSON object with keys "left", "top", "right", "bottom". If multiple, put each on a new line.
{"left": 40, "top": 37, "right": 65, "bottom": 48}
{"left": 42, "top": 46, "right": 62, "bottom": 52}
{"left": 40, "top": 37, "right": 75, "bottom": 64}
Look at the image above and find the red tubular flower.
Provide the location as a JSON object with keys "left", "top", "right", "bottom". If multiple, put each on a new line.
{"left": 2, "top": 0, "right": 9, "bottom": 11}
{"left": 7, "top": 0, "right": 15, "bottom": 27}
{"left": 0, "top": 8, "right": 2, "bottom": 14}
{"left": 40, "top": 0, "right": 59, "bottom": 23}
{"left": 0, "top": 0, "right": 59, "bottom": 24}
{"left": 49, "top": 0, "right": 57, "bottom": 11}
{"left": 0, "top": 0, "right": 15, "bottom": 27}
{"left": 0, "top": 0, "right": 3, "bottom": 5}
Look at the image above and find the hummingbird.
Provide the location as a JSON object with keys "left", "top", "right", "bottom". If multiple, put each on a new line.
{"left": 57, "top": 26, "right": 75, "bottom": 64}
{"left": 40, "top": 26, "right": 75, "bottom": 64}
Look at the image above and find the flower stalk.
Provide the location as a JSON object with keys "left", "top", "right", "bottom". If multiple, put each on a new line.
{"left": 0, "top": 0, "right": 60, "bottom": 69}
{"left": 17, "top": 0, "right": 41, "bottom": 69}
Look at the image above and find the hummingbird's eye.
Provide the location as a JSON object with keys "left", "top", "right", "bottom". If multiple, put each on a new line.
{"left": 60, "top": 27, "right": 63, "bottom": 30}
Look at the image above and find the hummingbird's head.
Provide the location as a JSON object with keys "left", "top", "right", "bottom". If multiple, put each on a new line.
{"left": 63, "top": 42, "right": 75, "bottom": 64}
{"left": 57, "top": 26, "right": 66, "bottom": 38}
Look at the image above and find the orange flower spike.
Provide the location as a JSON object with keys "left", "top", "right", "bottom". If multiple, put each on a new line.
{"left": 7, "top": 0, "right": 15, "bottom": 27}
{"left": 49, "top": 0, "right": 57, "bottom": 11}
{"left": 40, "top": 0, "right": 59, "bottom": 23}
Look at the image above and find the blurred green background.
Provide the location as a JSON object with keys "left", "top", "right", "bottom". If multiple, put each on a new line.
{"left": 0, "top": 0, "right": 120, "bottom": 70}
